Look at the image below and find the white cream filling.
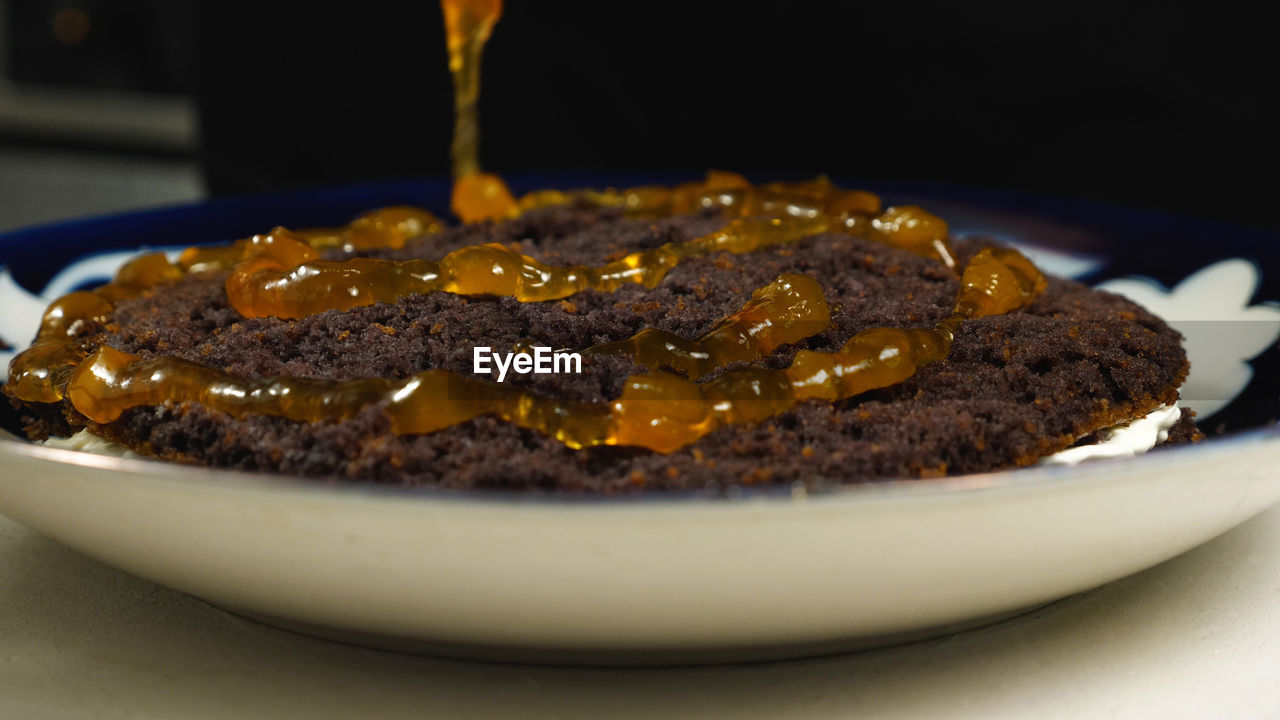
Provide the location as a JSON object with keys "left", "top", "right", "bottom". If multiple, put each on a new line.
{"left": 1039, "top": 402, "right": 1182, "bottom": 466}
{"left": 42, "top": 429, "right": 139, "bottom": 458}
{"left": 41, "top": 403, "right": 1183, "bottom": 468}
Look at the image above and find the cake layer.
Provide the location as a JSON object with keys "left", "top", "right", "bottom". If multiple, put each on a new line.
{"left": 7, "top": 206, "right": 1194, "bottom": 491}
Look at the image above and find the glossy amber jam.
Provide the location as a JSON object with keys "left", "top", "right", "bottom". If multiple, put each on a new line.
{"left": 220, "top": 174, "right": 951, "bottom": 320}
{"left": 442, "top": 0, "right": 515, "bottom": 222}
{"left": 517, "top": 174, "right": 951, "bottom": 267}
{"left": 65, "top": 270, "right": 830, "bottom": 431}
{"left": 224, "top": 214, "right": 829, "bottom": 319}
{"left": 584, "top": 273, "right": 830, "bottom": 378}
{"left": 6, "top": 207, "right": 436, "bottom": 402}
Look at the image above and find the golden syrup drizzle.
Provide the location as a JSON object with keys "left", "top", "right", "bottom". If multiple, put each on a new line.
{"left": 441, "top": 0, "right": 517, "bottom": 222}
{"left": 7, "top": 291, "right": 116, "bottom": 403}
{"left": 442, "top": 0, "right": 498, "bottom": 179}
{"left": 5, "top": 176, "right": 951, "bottom": 409}
{"left": 486, "top": 169, "right": 951, "bottom": 269}
{"left": 224, "top": 215, "right": 830, "bottom": 319}
{"left": 583, "top": 273, "right": 830, "bottom": 378}
{"left": 5, "top": 208, "right": 438, "bottom": 403}
{"left": 516, "top": 172, "right": 952, "bottom": 267}
{"left": 65, "top": 247, "right": 1045, "bottom": 454}
{"left": 6, "top": 252, "right": 178, "bottom": 403}
{"left": 221, "top": 174, "right": 954, "bottom": 321}
{"left": 5, "top": 177, "right": 885, "bottom": 400}
{"left": 178, "top": 206, "right": 442, "bottom": 274}
{"left": 6, "top": 177, "right": 959, "bottom": 409}
{"left": 523, "top": 173, "right": 876, "bottom": 220}
{"left": 64, "top": 269, "right": 827, "bottom": 430}
{"left": 292, "top": 206, "right": 443, "bottom": 252}
{"left": 452, "top": 173, "right": 518, "bottom": 224}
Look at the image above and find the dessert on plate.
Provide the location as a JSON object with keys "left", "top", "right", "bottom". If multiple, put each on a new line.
{"left": 2, "top": 173, "right": 1199, "bottom": 491}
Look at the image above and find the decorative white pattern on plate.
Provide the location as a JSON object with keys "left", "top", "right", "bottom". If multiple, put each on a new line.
{"left": 1098, "top": 259, "right": 1280, "bottom": 420}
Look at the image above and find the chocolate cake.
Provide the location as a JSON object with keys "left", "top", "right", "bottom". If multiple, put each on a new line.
{"left": 4, "top": 195, "right": 1199, "bottom": 492}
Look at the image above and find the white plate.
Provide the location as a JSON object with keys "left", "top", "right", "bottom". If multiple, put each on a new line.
{"left": 2, "top": 426, "right": 1277, "bottom": 665}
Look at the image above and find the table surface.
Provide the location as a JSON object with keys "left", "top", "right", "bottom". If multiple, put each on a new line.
{"left": 2, "top": 149, "right": 1278, "bottom": 719}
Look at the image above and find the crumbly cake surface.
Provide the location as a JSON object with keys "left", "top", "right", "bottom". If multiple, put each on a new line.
{"left": 6, "top": 206, "right": 1195, "bottom": 491}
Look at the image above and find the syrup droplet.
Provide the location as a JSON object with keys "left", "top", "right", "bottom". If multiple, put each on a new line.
{"left": 451, "top": 172, "right": 518, "bottom": 223}
{"left": 441, "top": 0, "right": 517, "bottom": 221}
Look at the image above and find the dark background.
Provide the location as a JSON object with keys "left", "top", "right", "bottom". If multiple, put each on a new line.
{"left": 5, "top": 0, "right": 1278, "bottom": 231}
